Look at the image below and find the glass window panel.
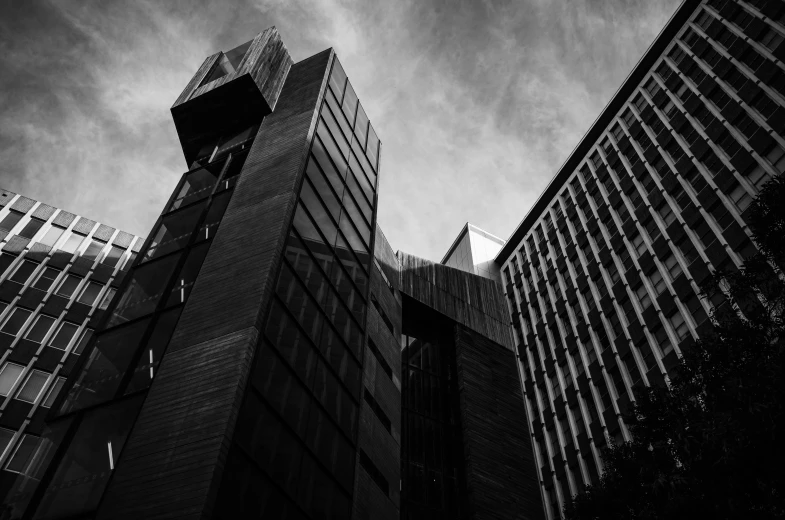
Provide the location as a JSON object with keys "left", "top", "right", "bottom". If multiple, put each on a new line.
{"left": 102, "top": 245, "right": 125, "bottom": 268}
{"left": 293, "top": 203, "right": 329, "bottom": 249}
{"left": 215, "top": 122, "right": 259, "bottom": 159}
{"left": 168, "top": 162, "right": 223, "bottom": 211}
{"left": 315, "top": 121, "right": 348, "bottom": 178}
{"left": 329, "top": 59, "right": 347, "bottom": 101}
{"left": 344, "top": 166, "right": 373, "bottom": 223}
{"left": 0, "top": 210, "right": 25, "bottom": 231}
{"left": 276, "top": 262, "right": 325, "bottom": 347}
{"left": 55, "top": 274, "right": 81, "bottom": 299}
{"left": 18, "top": 218, "right": 45, "bottom": 240}
{"left": 25, "top": 315, "right": 56, "bottom": 343}
{"left": 354, "top": 103, "right": 369, "bottom": 151}
{"left": 0, "top": 210, "right": 24, "bottom": 232}
{"left": 166, "top": 242, "right": 210, "bottom": 308}
{"left": 306, "top": 160, "right": 342, "bottom": 222}
{"left": 1, "top": 308, "right": 32, "bottom": 335}
{"left": 351, "top": 139, "right": 376, "bottom": 186}
{"left": 312, "top": 360, "right": 357, "bottom": 440}
{"left": 326, "top": 254, "right": 365, "bottom": 325}
{"left": 366, "top": 124, "right": 380, "bottom": 172}
{"left": 80, "top": 239, "right": 105, "bottom": 261}
{"left": 36, "top": 396, "right": 144, "bottom": 518}
{"left": 60, "top": 233, "right": 85, "bottom": 254}
{"left": 143, "top": 202, "right": 205, "bottom": 263}
{"left": 197, "top": 189, "right": 232, "bottom": 242}
{"left": 15, "top": 370, "right": 49, "bottom": 403}
{"left": 324, "top": 88, "right": 351, "bottom": 140}
{"left": 39, "top": 226, "right": 65, "bottom": 248}
{"left": 348, "top": 155, "right": 374, "bottom": 205}
{"left": 99, "top": 287, "right": 116, "bottom": 310}
{"left": 341, "top": 192, "right": 371, "bottom": 246}
{"left": 311, "top": 142, "right": 346, "bottom": 201}
{"left": 264, "top": 302, "right": 319, "bottom": 387}
{"left": 107, "top": 253, "right": 181, "bottom": 327}
{"left": 0, "top": 252, "right": 16, "bottom": 277}
{"left": 49, "top": 321, "right": 79, "bottom": 350}
{"left": 6, "top": 434, "right": 41, "bottom": 473}
{"left": 9, "top": 260, "right": 38, "bottom": 285}
{"left": 77, "top": 281, "right": 104, "bottom": 306}
{"left": 342, "top": 81, "right": 358, "bottom": 126}
{"left": 337, "top": 210, "right": 368, "bottom": 254}
{"left": 300, "top": 182, "right": 339, "bottom": 248}
{"left": 305, "top": 405, "right": 355, "bottom": 492}
{"left": 0, "top": 363, "right": 25, "bottom": 396}
{"left": 320, "top": 111, "right": 350, "bottom": 159}
{"left": 41, "top": 376, "right": 66, "bottom": 408}
{"left": 318, "top": 323, "right": 361, "bottom": 399}
{"left": 254, "top": 343, "right": 312, "bottom": 438}
{"left": 59, "top": 319, "right": 150, "bottom": 414}
{"left": 125, "top": 307, "right": 183, "bottom": 394}
{"left": 73, "top": 328, "right": 93, "bottom": 355}
{"left": 33, "top": 267, "right": 60, "bottom": 292}
{"left": 333, "top": 232, "right": 369, "bottom": 294}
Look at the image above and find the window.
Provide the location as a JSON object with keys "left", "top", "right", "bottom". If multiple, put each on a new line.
{"left": 633, "top": 94, "right": 647, "bottom": 112}
{"left": 73, "top": 328, "right": 93, "bottom": 355}
{"left": 77, "top": 281, "right": 104, "bottom": 306}
{"left": 636, "top": 284, "right": 652, "bottom": 310}
{"left": 669, "top": 311, "right": 690, "bottom": 342}
{"left": 18, "top": 218, "right": 45, "bottom": 240}
{"left": 760, "top": 27, "right": 784, "bottom": 51}
{"left": 1, "top": 308, "right": 32, "bottom": 335}
{"left": 99, "top": 288, "right": 116, "bottom": 310}
{"left": 693, "top": 220, "right": 716, "bottom": 248}
{"left": 24, "top": 314, "right": 56, "bottom": 343}
{"left": 33, "top": 267, "right": 60, "bottom": 292}
{"left": 657, "top": 202, "right": 676, "bottom": 226}
{"left": 15, "top": 370, "right": 49, "bottom": 403}
{"left": 81, "top": 239, "right": 106, "bottom": 261}
{"left": 0, "top": 428, "right": 14, "bottom": 459}
{"left": 39, "top": 226, "right": 66, "bottom": 248}
{"left": 645, "top": 219, "right": 662, "bottom": 242}
{"left": 663, "top": 253, "right": 683, "bottom": 281}
{"left": 103, "top": 245, "right": 126, "bottom": 268}
{"left": 676, "top": 235, "right": 700, "bottom": 264}
{"left": 0, "top": 211, "right": 23, "bottom": 232}
{"left": 649, "top": 270, "right": 667, "bottom": 296}
{"left": 632, "top": 233, "right": 647, "bottom": 257}
{"left": 49, "top": 321, "right": 79, "bottom": 350}
{"left": 669, "top": 45, "right": 686, "bottom": 65}
{"left": 729, "top": 184, "right": 753, "bottom": 211}
{"left": 765, "top": 144, "right": 785, "bottom": 174}
{"left": 622, "top": 109, "right": 636, "bottom": 127}
{"left": 550, "top": 374, "right": 562, "bottom": 399}
{"left": 41, "top": 377, "right": 66, "bottom": 408}
{"left": 6, "top": 435, "right": 42, "bottom": 474}
{"left": 9, "top": 260, "right": 38, "bottom": 285}
{"left": 60, "top": 232, "right": 86, "bottom": 254}
{"left": 644, "top": 78, "right": 661, "bottom": 97}
{"left": 56, "top": 274, "right": 82, "bottom": 298}
{"left": 652, "top": 325, "right": 673, "bottom": 357}
{"left": 0, "top": 363, "right": 25, "bottom": 396}
{"left": 747, "top": 163, "right": 771, "bottom": 191}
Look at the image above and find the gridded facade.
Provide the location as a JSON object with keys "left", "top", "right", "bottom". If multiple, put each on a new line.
{"left": 495, "top": 0, "right": 785, "bottom": 517}
{"left": 0, "top": 190, "right": 143, "bottom": 510}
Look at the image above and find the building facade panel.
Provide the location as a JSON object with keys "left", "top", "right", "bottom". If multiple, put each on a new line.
{"left": 495, "top": 0, "right": 785, "bottom": 517}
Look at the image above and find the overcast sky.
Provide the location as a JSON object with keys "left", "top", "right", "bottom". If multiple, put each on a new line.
{"left": 0, "top": 0, "right": 680, "bottom": 261}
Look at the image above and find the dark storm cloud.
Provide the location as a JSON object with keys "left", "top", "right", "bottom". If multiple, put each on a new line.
{"left": 0, "top": 0, "right": 680, "bottom": 260}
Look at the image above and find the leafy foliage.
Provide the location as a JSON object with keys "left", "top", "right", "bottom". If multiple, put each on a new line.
{"left": 564, "top": 176, "right": 785, "bottom": 520}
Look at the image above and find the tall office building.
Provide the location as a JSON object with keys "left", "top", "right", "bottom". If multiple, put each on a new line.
{"left": 494, "top": 0, "right": 785, "bottom": 517}
{"left": 0, "top": 191, "right": 144, "bottom": 514}
{"left": 0, "top": 26, "right": 541, "bottom": 520}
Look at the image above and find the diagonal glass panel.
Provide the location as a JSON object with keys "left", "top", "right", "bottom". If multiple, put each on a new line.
{"left": 141, "top": 202, "right": 205, "bottom": 263}
{"left": 107, "top": 253, "right": 182, "bottom": 327}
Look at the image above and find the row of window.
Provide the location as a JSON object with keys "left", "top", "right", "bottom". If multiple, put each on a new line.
{"left": 0, "top": 362, "right": 65, "bottom": 407}
{"left": 503, "top": 1, "right": 785, "bottom": 514}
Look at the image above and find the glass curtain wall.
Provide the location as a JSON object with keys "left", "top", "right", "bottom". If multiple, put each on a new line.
{"left": 218, "top": 56, "right": 381, "bottom": 518}
{"left": 2, "top": 123, "right": 258, "bottom": 519}
{"left": 401, "top": 310, "right": 467, "bottom": 520}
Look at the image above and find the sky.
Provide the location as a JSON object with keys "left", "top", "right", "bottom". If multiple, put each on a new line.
{"left": 0, "top": 0, "right": 680, "bottom": 262}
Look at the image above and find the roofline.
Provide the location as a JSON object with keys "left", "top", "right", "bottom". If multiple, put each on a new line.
{"left": 494, "top": 0, "right": 701, "bottom": 264}
{"left": 441, "top": 222, "right": 470, "bottom": 264}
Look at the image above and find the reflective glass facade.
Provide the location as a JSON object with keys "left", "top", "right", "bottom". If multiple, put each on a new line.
{"left": 0, "top": 191, "right": 143, "bottom": 515}
{"left": 496, "top": 0, "right": 785, "bottom": 517}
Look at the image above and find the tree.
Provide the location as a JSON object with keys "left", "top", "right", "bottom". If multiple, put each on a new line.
{"left": 564, "top": 175, "right": 785, "bottom": 520}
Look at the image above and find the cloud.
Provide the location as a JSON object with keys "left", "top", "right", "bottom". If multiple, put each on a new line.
{"left": 0, "top": 0, "right": 679, "bottom": 261}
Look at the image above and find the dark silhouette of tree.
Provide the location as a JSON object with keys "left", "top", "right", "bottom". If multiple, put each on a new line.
{"left": 564, "top": 176, "right": 785, "bottom": 520}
